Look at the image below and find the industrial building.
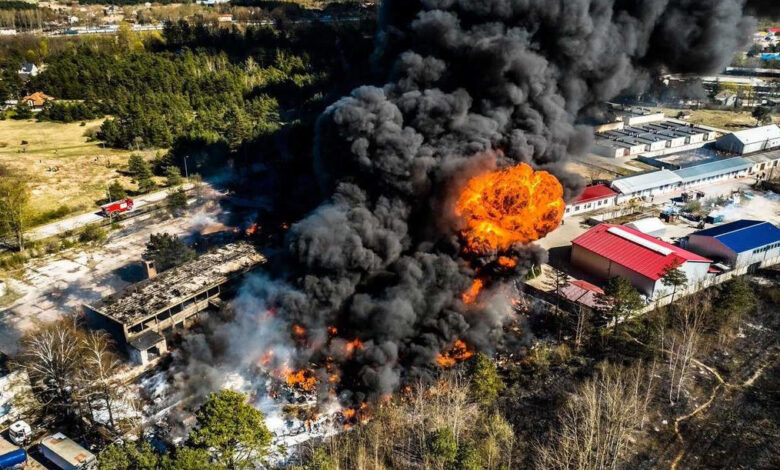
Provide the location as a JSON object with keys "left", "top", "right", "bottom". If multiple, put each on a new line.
{"left": 84, "top": 243, "right": 265, "bottom": 365}
{"left": 563, "top": 184, "right": 618, "bottom": 218}
{"left": 592, "top": 120, "right": 717, "bottom": 158}
{"left": 674, "top": 157, "right": 752, "bottom": 188}
{"left": 571, "top": 224, "right": 711, "bottom": 299}
{"left": 611, "top": 157, "right": 751, "bottom": 201}
{"left": 716, "top": 124, "right": 780, "bottom": 155}
{"left": 685, "top": 220, "right": 780, "bottom": 269}
{"left": 611, "top": 169, "right": 682, "bottom": 200}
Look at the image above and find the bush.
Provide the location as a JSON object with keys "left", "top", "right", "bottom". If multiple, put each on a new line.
{"left": 78, "top": 224, "right": 107, "bottom": 243}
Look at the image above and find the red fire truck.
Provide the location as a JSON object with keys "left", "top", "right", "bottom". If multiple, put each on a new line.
{"left": 101, "top": 197, "right": 134, "bottom": 216}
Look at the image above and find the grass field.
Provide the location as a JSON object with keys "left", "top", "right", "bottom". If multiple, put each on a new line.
{"left": 658, "top": 108, "right": 780, "bottom": 130}
{"left": 0, "top": 118, "right": 157, "bottom": 225}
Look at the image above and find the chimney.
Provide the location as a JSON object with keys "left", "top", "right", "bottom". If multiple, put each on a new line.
{"left": 144, "top": 260, "right": 157, "bottom": 279}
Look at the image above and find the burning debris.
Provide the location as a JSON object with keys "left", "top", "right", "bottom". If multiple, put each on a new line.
{"left": 162, "top": 0, "right": 759, "bottom": 450}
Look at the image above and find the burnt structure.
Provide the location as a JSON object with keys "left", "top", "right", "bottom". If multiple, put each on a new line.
{"left": 84, "top": 243, "right": 265, "bottom": 365}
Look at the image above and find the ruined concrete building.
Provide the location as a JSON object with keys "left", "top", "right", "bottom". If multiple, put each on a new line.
{"left": 84, "top": 243, "right": 265, "bottom": 365}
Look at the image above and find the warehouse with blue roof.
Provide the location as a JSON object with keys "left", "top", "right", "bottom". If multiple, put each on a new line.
{"left": 686, "top": 220, "right": 780, "bottom": 268}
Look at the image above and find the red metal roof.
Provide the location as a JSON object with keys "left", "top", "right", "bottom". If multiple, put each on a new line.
{"left": 572, "top": 224, "right": 710, "bottom": 281}
{"left": 570, "top": 279, "right": 604, "bottom": 294}
{"left": 574, "top": 184, "right": 617, "bottom": 204}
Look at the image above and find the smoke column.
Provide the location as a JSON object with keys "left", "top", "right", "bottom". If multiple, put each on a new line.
{"left": 174, "top": 0, "right": 757, "bottom": 404}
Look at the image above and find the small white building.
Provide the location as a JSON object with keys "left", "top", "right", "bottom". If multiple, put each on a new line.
{"left": 564, "top": 184, "right": 618, "bottom": 218}
{"left": 716, "top": 125, "right": 780, "bottom": 155}
{"left": 625, "top": 217, "right": 667, "bottom": 237}
{"left": 686, "top": 220, "right": 780, "bottom": 268}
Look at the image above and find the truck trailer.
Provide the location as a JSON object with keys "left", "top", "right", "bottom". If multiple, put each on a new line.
{"left": 0, "top": 435, "right": 26, "bottom": 470}
{"left": 39, "top": 434, "right": 95, "bottom": 470}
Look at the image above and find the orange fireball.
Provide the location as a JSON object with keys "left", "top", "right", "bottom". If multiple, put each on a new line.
{"left": 455, "top": 163, "right": 564, "bottom": 253}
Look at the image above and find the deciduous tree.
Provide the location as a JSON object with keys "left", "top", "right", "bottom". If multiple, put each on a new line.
{"left": 0, "top": 165, "right": 30, "bottom": 251}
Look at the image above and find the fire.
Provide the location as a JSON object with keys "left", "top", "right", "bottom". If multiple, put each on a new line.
{"left": 346, "top": 338, "right": 364, "bottom": 355}
{"left": 455, "top": 163, "right": 564, "bottom": 253}
{"left": 497, "top": 256, "right": 517, "bottom": 268}
{"left": 461, "top": 279, "right": 484, "bottom": 304}
{"left": 285, "top": 369, "right": 317, "bottom": 391}
{"left": 436, "top": 339, "right": 474, "bottom": 367}
{"left": 246, "top": 223, "right": 258, "bottom": 236}
{"left": 259, "top": 351, "right": 274, "bottom": 367}
{"left": 292, "top": 324, "right": 306, "bottom": 339}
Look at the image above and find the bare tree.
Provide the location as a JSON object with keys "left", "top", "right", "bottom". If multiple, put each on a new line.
{"left": 665, "top": 297, "right": 705, "bottom": 404}
{"left": 17, "top": 320, "right": 85, "bottom": 421}
{"left": 573, "top": 305, "right": 590, "bottom": 352}
{"left": 80, "top": 331, "right": 122, "bottom": 428}
{"left": 535, "top": 363, "right": 653, "bottom": 470}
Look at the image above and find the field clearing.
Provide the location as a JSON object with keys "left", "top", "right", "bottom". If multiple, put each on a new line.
{"left": 0, "top": 118, "right": 157, "bottom": 224}
{"left": 658, "top": 107, "right": 780, "bottom": 130}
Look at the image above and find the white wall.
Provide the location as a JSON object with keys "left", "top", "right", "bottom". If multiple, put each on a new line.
{"left": 736, "top": 244, "right": 780, "bottom": 267}
{"left": 564, "top": 197, "right": 617, "bottom": 218}
{"left": 651, "top": 261, "right": 710, "bottom": 299}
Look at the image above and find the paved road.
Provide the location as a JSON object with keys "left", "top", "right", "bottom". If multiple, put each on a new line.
{"left": 28, "top": 184, "right": 193, "bottom": 241}
{"left": 0, "top": 190, "right": 221, "bottom": 354}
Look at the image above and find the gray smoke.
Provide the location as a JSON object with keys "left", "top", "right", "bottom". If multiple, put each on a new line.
{"left": 173, "top": 0, "right": 756, "bottom": 404}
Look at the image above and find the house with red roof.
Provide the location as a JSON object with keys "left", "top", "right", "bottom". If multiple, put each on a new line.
{"left": 564, "top": 184, "right": 618, "bottom": 218}
{"left": 571, "top": 224, "right": 711, "bottom": 299}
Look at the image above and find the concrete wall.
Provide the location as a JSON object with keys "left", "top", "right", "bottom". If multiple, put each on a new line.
{"left": 626, "top": 113, "right": 665, "bottom": 126}
{"left": 84, "top": 306, "right": 129, "bottom": 349}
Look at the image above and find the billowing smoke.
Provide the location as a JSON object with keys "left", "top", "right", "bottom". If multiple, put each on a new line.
{"left": 172, "top": 0, "right": 757, "bottom": 405}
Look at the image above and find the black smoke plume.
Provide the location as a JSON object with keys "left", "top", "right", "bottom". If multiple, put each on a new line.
{"left": 173, "top": 0, "right": 756, "bottom": 404}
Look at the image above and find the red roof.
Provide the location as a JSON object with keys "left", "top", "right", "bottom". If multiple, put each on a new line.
{"left": 574, "top": 184, "right": 617, "bottom": 204}
{"left": 572, "top": 224, "right": 710, "bottom": 281}
{"left": 570, "top": 279, "right": 604, "bottom": 294}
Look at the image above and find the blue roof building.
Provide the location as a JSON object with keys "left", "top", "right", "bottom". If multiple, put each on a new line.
{"left": 687, "top": 220, "right": 780, "bottom": 268}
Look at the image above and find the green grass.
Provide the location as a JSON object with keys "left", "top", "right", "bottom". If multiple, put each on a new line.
{"left": 0, "top": 118, "right": 158, "bottom": 226}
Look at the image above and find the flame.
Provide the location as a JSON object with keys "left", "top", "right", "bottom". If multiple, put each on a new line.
{"left": 346, "top": 338, "right": 364, "bottom": 355}
{"left": 461, "top": 279, "right": 484, "bottom": 304}
{"left": 285, "top": 369, "right": 317, "bottom": 391}
{"left": 259, "top": 351, "right": 274, "bottom": 367}
{"left": 246, "top": 223, "right": 258, "bottom": 236}
{"left": 497, "top": 256, "right": 517, "bottom": 268}
{"left": 292, "top": 324, "right": 306, "bottom": 339}
{"left": 455, "top": 163, "right": 564, "bottom": 253}
{"left": 436, "top": 340, "right": 474, "bottom": 367}
{"left": 327, "top": 325, "right": 338, "bottom": 335}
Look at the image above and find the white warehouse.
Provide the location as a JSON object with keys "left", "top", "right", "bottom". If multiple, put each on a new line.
{"left": 716, "top": 124, "right": 780, "bottom": 155}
